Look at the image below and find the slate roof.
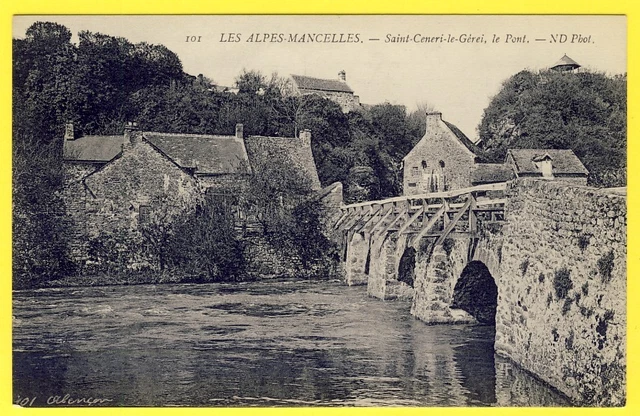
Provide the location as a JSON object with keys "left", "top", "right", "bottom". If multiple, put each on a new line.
{"left": 551, "top": 54, "right": 581, "bottom": 70}
{"left": 443, "top": 120, "right": 484, "bottom": 157}
{"left": 291, "top": 74, "right": 354, "bottom": 93}
{"left": 244, "top": 136, "right": 321, "bottom": 190}
{"left": 63, "top": 135, "right": 127, "bottom": 163}
{"left": 471, "top": 164, "right": 515, "bottom": 184}
{"left": 507, "top": 149, "right": 589, "bottom": 176}
{"left": 143, "top": 132, "right": 251, "bottom": 175}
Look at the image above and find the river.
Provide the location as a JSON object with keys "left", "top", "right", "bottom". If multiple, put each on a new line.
{"left": 13, "top": 279, "right": 571, "bottom": 407}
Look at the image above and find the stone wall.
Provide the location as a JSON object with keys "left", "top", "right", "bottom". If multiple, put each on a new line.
{"left": 495, "top": 179, "right": 626, "bottom": 406}
{"left": 83, "top": 140, "right": 202, "bottom": 237}
{"left": 299, "top": 89, "right": 360, "bottom": 113}
{"left": 64, "top": 140, "right": 202, "bottom": 269}
{"left": 62, "top": 163, "right": 100, "bottom": 260}
{"left": 403, "top": 113, "right": 476, "bottom": 195}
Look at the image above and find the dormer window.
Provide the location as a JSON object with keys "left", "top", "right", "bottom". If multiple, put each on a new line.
{"left": 532, "top": 154, "right": 554, "bottom": 178}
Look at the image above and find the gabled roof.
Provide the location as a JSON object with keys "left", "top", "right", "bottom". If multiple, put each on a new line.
{"left": 550, "top": 54, "right": 581, "bottom": 71}
{"left": 143, "top": 132, "right": 251, "bottom": 175}
{"left": 291, "top": 74, "right": 353, "bottom": 93}
{"left": 63, "top": 135, "right": 127, "bottom": 163}
{"left": 443, "top": 121, "right": 483, "bottom": 157}
{"left": 471, "top": 164, "right": 515, "bottom": 184}
{"left": 507, "top": 149, "right": 589, "bottom": 175}
{"left": 244, "top": 135, "right": 321, "bottom": 190}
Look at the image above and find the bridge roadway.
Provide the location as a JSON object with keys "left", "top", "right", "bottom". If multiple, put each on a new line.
{"left": 334, "top": 182, "right": 508, "bottom": 253}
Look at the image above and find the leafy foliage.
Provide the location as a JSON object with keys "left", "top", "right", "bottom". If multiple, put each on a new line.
{"left": 598, "top": 250, "right": 615, "bottom": 283}
{"left": 166, "top": 196, "right": 246, "bottom": 281}
{"left": 478, "top": 69, "right": 626, "bottom": 187}
{"left": 553, "top": 267, "right": 573, "bottom": 299}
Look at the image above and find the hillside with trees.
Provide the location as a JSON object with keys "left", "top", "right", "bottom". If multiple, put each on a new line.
{"left": 12, "top": 21, "right": 422, "bottom": 287}
{"left": 478, "top": 69, "right": 626, "bottom": 187}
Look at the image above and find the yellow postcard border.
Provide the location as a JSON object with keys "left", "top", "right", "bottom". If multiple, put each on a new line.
{"left": 1, "top": 1, "right": 637, "bottom": 416}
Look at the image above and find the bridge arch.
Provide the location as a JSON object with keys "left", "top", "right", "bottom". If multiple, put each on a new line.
{"left": 452, "top": 261, "right": 498, "bottom": 325}
{"left": 398, "top": 246, "right": 416, "bottom": 288}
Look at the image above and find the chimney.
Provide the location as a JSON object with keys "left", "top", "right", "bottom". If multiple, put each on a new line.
{"left": 299, "top": 129, "right": 312, "bottom": 146}
{"left": 235, "top": 123, "right": 244, "bottom": 139}
{"left": 425, "top": 111, "right": 442, "bottom": 132}
{"left": 64, "top": 122, "right": 75, "bottom": 140}
{"left": 338, "top": 70, "right": 346, "bottom": 82}
{"left": 124, "top": 121, "right": 141, "bottom": 145}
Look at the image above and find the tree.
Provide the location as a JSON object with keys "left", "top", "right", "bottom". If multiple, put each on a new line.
{"left": 235, "top": 69, "right": 267, "bottom": 95}
{"left": 167, "top": 196, "right": 246, "bottom": 281}
{"left": 478, "top": 69, "right": 626, "bottom": 187}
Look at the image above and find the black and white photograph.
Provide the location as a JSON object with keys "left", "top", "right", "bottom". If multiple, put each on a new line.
{"left": 11, "top": 15, "right": 626, "bottom": 407}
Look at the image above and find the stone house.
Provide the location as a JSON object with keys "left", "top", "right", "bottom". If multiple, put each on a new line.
{"left": 402, "top": 112, "right": 589, "bottom": 195}
{"left": 290, "top": 71, "right": 360, "bottom": 112}
{"left": 402, "top": 112, "right": 483, "bottom": 195}
{"left": 62, "top": 122, "right": 321, "bottom": 263}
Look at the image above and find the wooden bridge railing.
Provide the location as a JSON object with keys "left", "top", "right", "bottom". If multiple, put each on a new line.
{"left": 335, "top": 182, "right": 508, "bottom": 252}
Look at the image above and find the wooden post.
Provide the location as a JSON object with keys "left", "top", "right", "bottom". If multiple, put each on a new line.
{"left": 410, "top": 204, "right": 446, "bottom": 250}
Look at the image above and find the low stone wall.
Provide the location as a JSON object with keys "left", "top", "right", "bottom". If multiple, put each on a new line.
{"left": 495, "top": 179, "right": 626, "bottom": 406}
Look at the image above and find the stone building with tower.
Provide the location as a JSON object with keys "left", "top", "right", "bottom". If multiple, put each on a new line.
{"left": 290, "top": 71, "right": 361, "bottom": 112}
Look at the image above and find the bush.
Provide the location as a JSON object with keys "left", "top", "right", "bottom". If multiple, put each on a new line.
{"left": 598, "top": 250, "right": 615, "bottom": 283}
{"left": 562, "top": 297, "right": 574, "bottom": 315}
{"left": 165, "top": 195, "right": 247, "bottom": 281}
{"left": 578, "top": 234, "right": 591, "bottom": 251}
{"left": 553, "top": 267, "right": 573, "bottom": 299}
{"left": 582, "top": 281, "right": 589, "bottom": 296}
{"left": 442, "top": 238, "right": 455, "bottom": 257}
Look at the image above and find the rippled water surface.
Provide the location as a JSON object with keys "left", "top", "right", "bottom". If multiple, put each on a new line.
{"left": 13, "top": 279, "right": 570, "bottom": 407}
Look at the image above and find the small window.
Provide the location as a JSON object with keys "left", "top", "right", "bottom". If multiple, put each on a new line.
{"left": 439, "top": 160, "right": 446, "bottom": 168}
{"left": 139, "top": 205, "right": 151, "bottom": 226}
{"left": 411, "top": 166, "right": 419, "bottom": 177}
{"left": 421, "top": 160, "right": 428, "bottom": 169}
{"left": 408, "top": 182, "right": 417, "bottom": 187}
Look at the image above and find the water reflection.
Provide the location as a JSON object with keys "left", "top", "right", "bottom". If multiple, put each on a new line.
{"left": 13, "top": 280, "right": 571, "bottom": 407}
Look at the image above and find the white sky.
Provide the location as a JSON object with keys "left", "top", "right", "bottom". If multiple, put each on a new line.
{"left": 13, "top": 15, "right": 626, "bottom": 140}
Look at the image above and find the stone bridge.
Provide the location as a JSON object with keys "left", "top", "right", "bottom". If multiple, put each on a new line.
{"left": 332, "top": 178, "right": 626, "bottom": 406}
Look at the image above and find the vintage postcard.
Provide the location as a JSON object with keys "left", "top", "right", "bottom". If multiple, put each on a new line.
{"left": 10, "top": 14, "right": 627, "bottom": 410}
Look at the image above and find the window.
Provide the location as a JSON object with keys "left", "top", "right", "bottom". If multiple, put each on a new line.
{"left": 139, "top": 205, "right": 151, "bottom": 226}
{"left": 421, "top": 160, "right": 428, "bottom": 169}
{"left": 439, "top": 160, "right": 446, "bottom": 168}
{"left": 408, "top": 182, "right": 417, "bottom": 187}
{"left": 411, "top": 166, "right": 419, "bottom": 177}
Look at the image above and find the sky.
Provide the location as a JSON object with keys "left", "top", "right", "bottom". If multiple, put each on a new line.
{"left": 13, "top": 15, "right": 626, "bottom": 141}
